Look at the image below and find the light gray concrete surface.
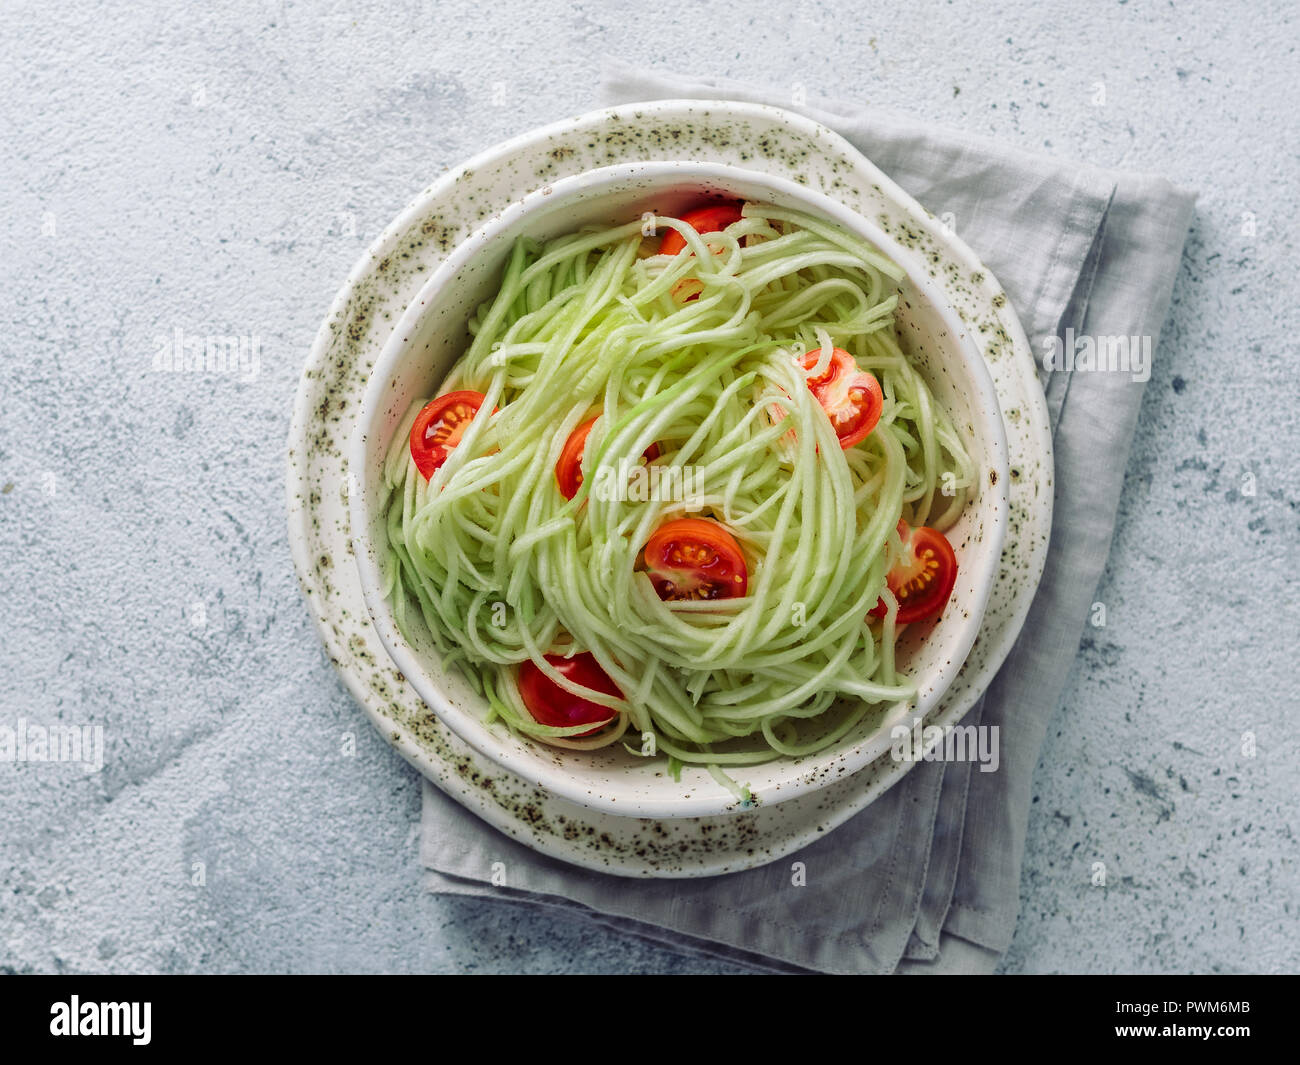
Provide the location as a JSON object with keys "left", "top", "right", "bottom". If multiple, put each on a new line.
{"left": 1, "top": 0, "right": 1296, "bottom": 974}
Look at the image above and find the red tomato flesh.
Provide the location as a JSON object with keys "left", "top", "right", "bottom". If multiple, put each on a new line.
{"left": 659, "top": 202, "right": 745, "bottom": 256}
{"left": 670, "top": 277, "right": 705, "bottom": 304}
{"left": 799, "top": 348, "right": 883, "bottom": 449}
{"left": 409, "top": 390, "right": 488, "bottom": 479}
{"left": 869, "top": 522, "right": 958, "bottom": 624}
{"left": 555, "top": 416, "right": 661, "bottom": 501}
{"left": 518, "top": 652, "right": 621, "bottom": 736}
{"left": 644, "top": 517, "right": 748, "bottom": 601}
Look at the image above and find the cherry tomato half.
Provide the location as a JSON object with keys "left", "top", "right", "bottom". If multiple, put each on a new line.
{"left": 670, "top": 277, "right": 705, "bottom": 305}
{"left": 799, "top": 348, "right": 883, "bottom": 450}
{"left": 643, "top": 517, "right": 748, "bottom": 601}
{"left": 659, "top": 202, "right": 745, "bottom": 256}
{"left": 409, "top": 390, "right": 488, "bottom": 479}
{"left": 518, "top": 652, "right": 622, "bottom": 736}
{"left": 555, "top": 417, "right": 661, "bottom": 501}
{"left": 869, "top": 522, "right": 958, "bottom": 624}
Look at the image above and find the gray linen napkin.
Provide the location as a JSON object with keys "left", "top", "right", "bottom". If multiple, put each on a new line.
{"left": 418, "top": 62, "right": 1196, "bottom": 974}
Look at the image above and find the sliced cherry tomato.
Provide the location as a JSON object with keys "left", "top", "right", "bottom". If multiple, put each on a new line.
{"left": 409, "top": 390, "right": 487, "bottom": 479}
{"left": 518, "top": 652, "right": 622, "bottom": 736}
{"left": 670, "top": 277, "right": 705, "bottom": 304}
{"left": 869, "top": 522, "right": 958, "bottom": 624}
{"left": 799, "top": 347, "right": 883, "bottom": 449}
{"left": 555, "top": 416, "right": 661, "bottom": 501}
{"left": 643, "top": 517, "right": 748, "bottom": 601}
{"left": 659, "top": 201, "right": 745, "bottom": 256}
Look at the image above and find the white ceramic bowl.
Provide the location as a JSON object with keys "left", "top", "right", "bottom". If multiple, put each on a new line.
{"left": 349, "top": 160, "right": 1009, "bottom": 818}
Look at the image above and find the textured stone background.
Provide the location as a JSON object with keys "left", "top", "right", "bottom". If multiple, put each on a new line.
{"left": 2, "top": 0, "right": 1296, "bottom": 974}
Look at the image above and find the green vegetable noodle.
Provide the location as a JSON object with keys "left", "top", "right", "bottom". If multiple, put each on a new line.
{"left": 379, "top": 202, "right": 974, "bottom": 798}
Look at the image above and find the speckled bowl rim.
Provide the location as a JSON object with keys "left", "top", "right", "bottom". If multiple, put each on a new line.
{"left": 348, "top": 159, "right": 1009, "bottom": 818}
{"left": 287, "top": 99, "right": 1053, "bottom": 877}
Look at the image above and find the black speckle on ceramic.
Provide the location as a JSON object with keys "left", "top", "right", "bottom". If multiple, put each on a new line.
{"left": 286, "top": 101, "right": 1053, "bottom": 878}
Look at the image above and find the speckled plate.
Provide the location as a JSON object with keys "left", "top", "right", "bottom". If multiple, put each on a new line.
{"left": 287, "top": 100, "right": 1053, "bottom": 877}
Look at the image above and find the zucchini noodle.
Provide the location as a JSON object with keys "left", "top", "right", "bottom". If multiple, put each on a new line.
{"left": 379, "top": 203, "right": 973, "bottom": 796}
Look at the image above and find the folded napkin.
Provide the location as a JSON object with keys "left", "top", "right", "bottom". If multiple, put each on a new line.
{"left": 419, "top": 61, "right": 1196, "bottom": 973}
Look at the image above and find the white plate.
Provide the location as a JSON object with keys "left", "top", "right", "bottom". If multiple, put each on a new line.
{"left": 349, "top": 159, "right": 1010, "bottom": 818}
{"left": 287, "top": 100, "right": 1053, "bottom": 877}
